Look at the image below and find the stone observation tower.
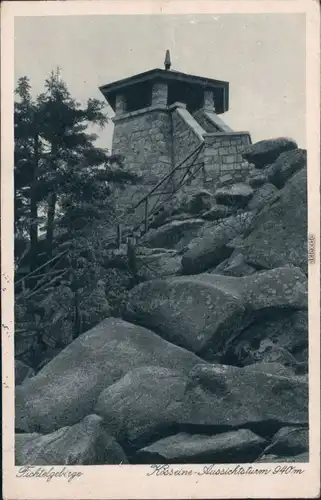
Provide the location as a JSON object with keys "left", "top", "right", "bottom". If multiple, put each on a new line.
{"left": 99, "top": 50, "right": 251, "bottom": 196}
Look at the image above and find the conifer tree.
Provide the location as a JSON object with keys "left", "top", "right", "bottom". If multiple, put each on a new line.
{"left": 14, "top": 76, "right": 43, "bottom": 270}
{"left": 14, "top": 68, "right": 140, "bottom": 361}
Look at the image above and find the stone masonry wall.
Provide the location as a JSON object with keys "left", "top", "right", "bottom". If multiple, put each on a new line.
{"left": 171, "top": 104, "right": 205, "bottom": 190}
{"left": 112, "top": 107, "right": 172, "bottom": 183}
{"left": 203, "top": 132, "right": 252, "bottom": 189}
{"left": 110, "top": 101, "right": 252, "bottom": 237}
{"left": 151, "top": 82, "right": 168, "bottom": 107}
{"left": 111, "top": 106, "right": 173, "bottom": 226}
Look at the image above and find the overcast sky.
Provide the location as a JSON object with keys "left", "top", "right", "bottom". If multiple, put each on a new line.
{"left": 14, "top": 13, "right": 306, "bottom": 150}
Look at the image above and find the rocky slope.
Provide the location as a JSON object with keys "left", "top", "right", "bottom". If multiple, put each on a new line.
{"left": 15, "top": 137, "right": 309, "bottom": 465}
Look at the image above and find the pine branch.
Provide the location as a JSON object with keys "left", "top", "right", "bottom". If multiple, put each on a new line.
{"left": 15, "top": 249, "right": 69, "bottom": 285}
{"left": 19, "top": 269, "right": 69, "bottom": 301}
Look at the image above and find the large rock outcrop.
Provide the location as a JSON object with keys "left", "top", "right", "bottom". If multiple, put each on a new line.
{"left": 137, "top": 429, "right": 266, "bottom": 464}
{"left": 211, "top": 253, "right": 256, "bottom": 278}
{"left": 256, "top": 452, "right": 308, "bottom": 463}
{"left": 242, "top": 361, "right": 295, "bottom": 377}
{"left": 231, "top": 339, "right": 306, "bottom": 374}
{"left": 15, "top": 360, "right": 35, "bottom": 386}
{"left": 94, "top": 364, "right": 308, "bottom": 448}
{"left": 202, "top": 204, "right": 233, "bottom": 221}
{"left": 241, "top": 168, "right": 307, "bottom": 273}
{"left": 225, "top": 310, "right": 308, "bottom": 369}
{"left": 95, "top": 366, "right": 188, "bottom": 444}
{"left": 16, "top": 318, "right": 202, "bottom": 433}
{"left": 181, "top": 363, "right": 308, "bottom": 428}
{"left": 267, "top": 148, "right": 307, "bottom": 188}
{"left": 125, "top": 267, "right": 307, "bottom": 359}
{"left": 15, "top": 414, "right": 128, "bottom": 465}
{"left": 242, "top": 138, "right": 298, "bottom": 168}
{"left": 247, "top": 183, "right": 279, "bottom": 211}
{"left": 136, "top": 249, "right": 182, "bottom": 281}
{"left": 14, "top": 135, "right": 309, "bottom": 467}
{"left": 181, "top": 213, "right": 254, "bottom": 274}
{"left": 259, "top": 426, "right": 308, "bottom": 458}
{"left": 149, "top": 188, "right": 212, "bottom": 229}
{"left": 215, "top": 183, "right": 254, "bottom": 208}
{"left": 140, "top": 219, "right": 205, "bottom": 249}
{"left": 180, "top": 188, "right": 212, "bottom": 215}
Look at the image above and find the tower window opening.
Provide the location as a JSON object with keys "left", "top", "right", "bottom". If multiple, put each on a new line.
{"left": 125, "top": 82, "right": 153, "bottom": 112}
{"left": 167, "top": 82, "right": 204, "bottom": 113}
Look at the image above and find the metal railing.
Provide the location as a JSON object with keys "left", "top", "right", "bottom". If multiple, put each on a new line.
{"left": 117, "top": 141, "right": 205, "bottom": 245}
{"left": 15, "top": 142, "right": 206, "bottom": 295}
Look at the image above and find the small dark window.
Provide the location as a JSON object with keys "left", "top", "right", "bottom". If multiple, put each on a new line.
{"left": 213, "top": 87, "right": 224, "bottom": 114}
{"left": 167, "top": 82, "right": 204, "bottom": 113}
{"left": 125, "top": 82, "right": 152, "bottom": 112}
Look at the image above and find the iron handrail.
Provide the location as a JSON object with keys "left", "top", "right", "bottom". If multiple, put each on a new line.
{"left": 15, "top": 142, "right": 206, "bottom": 294}
{"left": 131, "top": 142, "right": 204, "bottom": 210}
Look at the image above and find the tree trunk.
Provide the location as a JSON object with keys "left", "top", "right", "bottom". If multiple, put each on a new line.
{"left": 46, "top": 143, "right": 58, "bottom": 257}
{"left": 46, "top": 192, "right": 57, "bottom": 257}
{"left": 29, "top": 134, "right": 39, "bottom": 271}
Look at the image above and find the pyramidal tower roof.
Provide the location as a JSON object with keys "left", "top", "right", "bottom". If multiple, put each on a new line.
{"left": 99, "top": 50, "right": 229, "bottom": 114}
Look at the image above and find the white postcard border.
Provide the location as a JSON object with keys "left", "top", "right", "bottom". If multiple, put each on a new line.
{"left": 1, "top": 1, "right": 320, "bottom": 499}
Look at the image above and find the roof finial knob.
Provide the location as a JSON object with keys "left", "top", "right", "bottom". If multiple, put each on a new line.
{"left": 164, "top": 49, "right": 171, "bottom": 70}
